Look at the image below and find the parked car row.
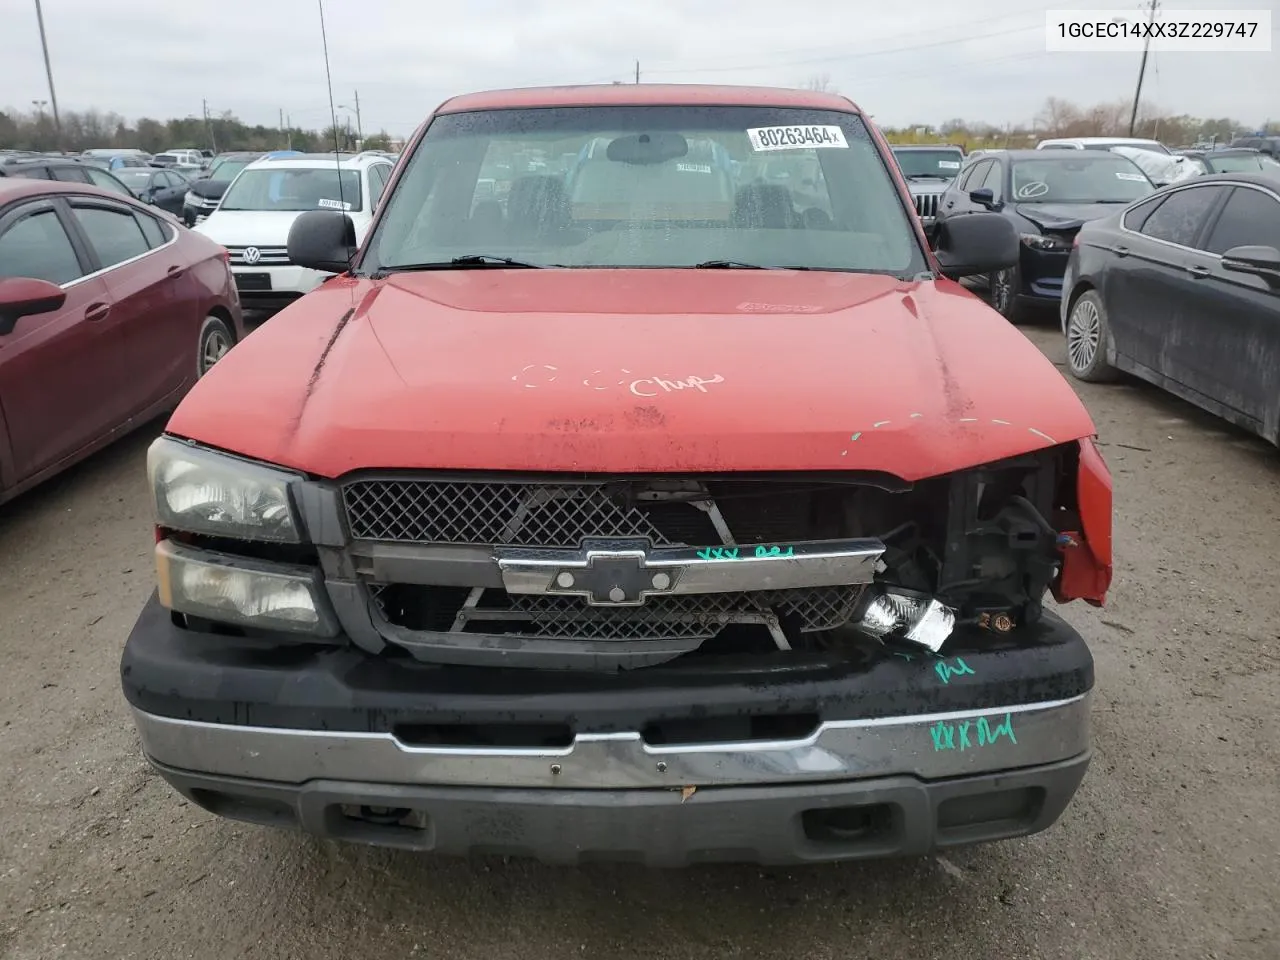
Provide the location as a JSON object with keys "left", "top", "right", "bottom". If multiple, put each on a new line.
{"left": 919, "top": 135, "right": 1280, "bottom": 446}
{"left": 0, "top": 175, "right": 243, "bottom": 505}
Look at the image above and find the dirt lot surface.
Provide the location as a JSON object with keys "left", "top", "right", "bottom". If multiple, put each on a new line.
{"left": 2, "top": 322, "right": 1278, "bottom": 960}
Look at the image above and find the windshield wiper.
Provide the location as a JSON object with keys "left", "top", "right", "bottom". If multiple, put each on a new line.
{"left": 374, "top": 255, "right": 547, "bottom": 276}
{"left": 694, "top": 260, "right": 780, "bottom": 270}
{"left": 451, "top": 254, "right": 546, "bottom": 267}
{"left": 905, "top": 173, "right": 949, "bottom": 180}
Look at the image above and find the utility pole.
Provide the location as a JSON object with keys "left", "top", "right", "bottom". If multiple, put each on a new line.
{"left": 286, "top": 114, "right": 292, "bottom": 149}
{"left": 279, "top": 107, "right": 285, "bottom": 149}
{"left": 33, "top": 0, "right": 62, "bottom": 149}
{"left": 635, "top": 60, "right": 640, "bottom": 83}
{"left": 202, "top": 98, "right": 218, "bottom": 153}
{"left": 353, "top": 90, "right": 363, "bottom": 143}
{"left": 1128, "top": 0, "right": 1158, "bottom": 137}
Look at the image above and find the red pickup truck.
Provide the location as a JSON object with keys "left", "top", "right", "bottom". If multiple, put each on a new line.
{"left": 121, "top": 84, "right": 1111, "bottom": 866}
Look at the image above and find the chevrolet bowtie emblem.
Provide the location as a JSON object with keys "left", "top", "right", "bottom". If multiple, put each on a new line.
{"left": 497, "top": 539, "right": 684, "bottom": 606}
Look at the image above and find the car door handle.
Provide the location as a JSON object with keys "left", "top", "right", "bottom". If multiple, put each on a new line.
{"left": 167, "top": 265, "right": 185, "bottom": 278}
{"left": 1186, "top": 264, "right": 1211, "bottom": 278}
{"left": 945, "top": 200, "right": 955, "bottom": 208}
{"left": 84, "top": 302, "right": 110, "bottom": 322}
{"left": 1112, "top": 245, "right": 1129, "bottom": 257}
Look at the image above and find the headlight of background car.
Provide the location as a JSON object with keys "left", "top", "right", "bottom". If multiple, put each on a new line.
{"left": 147, "top": 437, "right": 304, "bottom": 542}
{"left": 156, "top": 540, "right": 337, "bottom": 636}
{"left": 1020, "top": 232, "right": 1070, "bottom": 252}
{"left": 183, "top": 191, "right": 199, "bottom": 208}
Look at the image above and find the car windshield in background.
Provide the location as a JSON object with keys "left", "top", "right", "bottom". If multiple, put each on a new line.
{"left": 368, "top": 105, "right": 925, "bottom": 275}
{"left": 208, "top": 158, "right": 253, "bottom": 181}
{"left": 1010, "top": 156, "right": 1154, "bottom": 203}
{"left": 219, "top": 168, "right": 363, "bottom": 212}
{"left": 112, "top": 169, "right": 153, "bottom": 188}
{"left": 1211, "top": 153, "right": 1280, "bottom": 173}
{"left": 893, "top": 149, "right": 964, "bottom": 179}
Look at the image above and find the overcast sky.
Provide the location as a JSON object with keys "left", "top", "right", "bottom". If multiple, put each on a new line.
{"left": 3, "top": 0, "right": 1275, "bottom": 137}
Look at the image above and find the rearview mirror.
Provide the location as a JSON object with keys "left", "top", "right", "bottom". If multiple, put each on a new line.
{"left": 933, "top": 211, "right": 1019, "bottom": 280}
{"left": 0, "top": 277, "right": 66, "bottom": 336}
{"left": 1222, "top": 245, "right": 1280, "bottom": 285}
{"left": 606, "top": 132, "right": 688, "bottom": 165}
{"left": 969, "top": 187, "right": 995, "bottom": 207}
{"left": 288, "top": 210, "right": 357, "bottom": 274}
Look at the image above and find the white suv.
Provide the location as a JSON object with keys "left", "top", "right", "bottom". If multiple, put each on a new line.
{"left": 194, "top": 152, "right": 395, "bottom": 312}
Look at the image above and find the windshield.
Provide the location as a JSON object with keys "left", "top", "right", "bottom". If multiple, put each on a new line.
{"left": 367, "top": 105, "right": 924, "bottom": 274}
{"left": 219, "top": 168, "right": 363, "bottom": 212}
{"left": 1209, "top": 153, "right": 1280, "bottom": 173}
{"left": 1010, "top": 156, "right": 1155, "bottom": 203}
{"left": 892, "top": 149, "right": 964, "bottom": 179}
{"left": 113, "top": 169, "right": 153, "bottom": 188}
{"left": 208, "top": 158, "right": 253, "bottom": 181}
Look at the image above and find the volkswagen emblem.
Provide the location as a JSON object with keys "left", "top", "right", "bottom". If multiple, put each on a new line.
{"left": 242, "top": 246, "right": 261, "bottom": 265}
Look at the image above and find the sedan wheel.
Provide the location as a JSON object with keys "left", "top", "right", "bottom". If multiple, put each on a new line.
{"left": 988, "top": 265, "right": 1024, "bottom": 323}
{"left": 1065, "top": 291, "right": 1118, "bottom": 383}
{"left": 198, "top": 315, "right": 235, "bottom": 377}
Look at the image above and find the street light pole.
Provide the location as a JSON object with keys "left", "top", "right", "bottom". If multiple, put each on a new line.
{"left": 33, "top": 0, "right": 62, "bottom": 148}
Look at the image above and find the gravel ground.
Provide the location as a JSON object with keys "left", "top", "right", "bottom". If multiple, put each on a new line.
{"left": 2, "top": 321, "right": 1277, "bottom": 960}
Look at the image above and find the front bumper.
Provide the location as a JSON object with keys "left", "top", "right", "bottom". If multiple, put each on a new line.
{"left": 122, "top": 595, "right": 1094, "bottom": 865}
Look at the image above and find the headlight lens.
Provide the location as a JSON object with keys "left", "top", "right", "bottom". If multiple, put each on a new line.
{"left": 183, "top": 191, "right": 198, "bottom": 207}
{"left": 156, "top": 540, "right": 337, "bottom": 636}
{"left": 856, "top": 588, "right": 957, "bottom": 652}
{"left": 1020, "top": 232, "right": 1070, "bottom": 251}
{"left": 147, "top": 437, "right": 304, "bottom": 542}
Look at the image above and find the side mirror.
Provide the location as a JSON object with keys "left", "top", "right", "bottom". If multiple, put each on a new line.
{"left": 969, "top": 187, "right": 996, "bottom": 207}
{"left": 0, "top": 277, "right": 66, "bottom": 336}
{"left": 1222, "top": 245, "right": 1280, "bottom": 285}
{"left": 933, "top": 211, "right": 1019, "bottom": 280}
{"left": 287, "top": 210, "right": 357, "bottom": 274}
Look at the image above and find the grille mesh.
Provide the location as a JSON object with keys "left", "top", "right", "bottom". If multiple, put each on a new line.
{"left": 345, "top": 480, "right": 681, "bottom": 546}
{"left": 368, "top": 584, "right": 862, "bottom": 642}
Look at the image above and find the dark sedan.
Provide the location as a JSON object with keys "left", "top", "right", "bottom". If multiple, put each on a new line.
{"left": 0, "top": 156, "right": 137, "bottom": 200}
{"left": 1061, "top": 174, "right": 1280, "bottom": 443}
{"left": 0, "top": 177, "right": 244, "bottom": 504}
{"left": 934, "top": 149, "right": 1155, "bottom": 322}
{"left": 109, "top": 167, "right": 191, "bottom": 217}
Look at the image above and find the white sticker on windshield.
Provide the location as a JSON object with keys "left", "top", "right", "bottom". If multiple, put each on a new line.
{"left": 747, "top": 125, "right": 848, "bottom": 152}
{"left": 938, "top": 160, "right": 961, "bottom": 170}
{"left": 317, "top": 198, "right": 353, "bottom": 210}
{"left": 676, "top": 163, "right": 712, "bottom": 173}
{"left": 1115, "top": 172, "right": 1147, "bottom": 182}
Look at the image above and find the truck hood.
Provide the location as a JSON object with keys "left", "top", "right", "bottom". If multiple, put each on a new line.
{"left": 169, "top": 270, "right": 1097, "bottom": 480}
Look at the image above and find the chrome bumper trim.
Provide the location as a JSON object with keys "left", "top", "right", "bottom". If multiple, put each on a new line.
{"left": 496, "top": 537, "right": 884, "bottom": 604}
{"left": 131, "top": 692, "right": 1090, "bottom": 789}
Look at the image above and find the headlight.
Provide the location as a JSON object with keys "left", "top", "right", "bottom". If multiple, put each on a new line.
{"left": 856, "top": 587, "right": 957, "bottom": 652}
{"left": 183, "top": 191, "right": 198, "bottom": 207}
{"left": 1020, "top": 232, "right": 1070, "bottom": 251}
{"left": 147, "top": 436, "right": 304, "bottom": 542}
{"left": 156, "top": 540, "right": 337, "bottom": 636}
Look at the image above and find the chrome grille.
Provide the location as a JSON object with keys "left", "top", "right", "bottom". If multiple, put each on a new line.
{"left": 226, "top": 244, "right": 290, "bottom": 266}
{"left": 345, "top": 480, "right": 682, "bottom": 546}
{"left": 368, "top": 583, "right": 864, "bottom": 642}
{"left": 914, "top": 193, "right": 940, "bottom": 220}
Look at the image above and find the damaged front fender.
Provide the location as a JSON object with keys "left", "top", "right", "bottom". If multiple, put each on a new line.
{"left": 1053, "top": 437, "right": 1113, "bottom": 606}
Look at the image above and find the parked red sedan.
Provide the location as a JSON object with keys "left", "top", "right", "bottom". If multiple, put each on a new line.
{"left": 0, "top": 177, "right": 244, "bottom": 504}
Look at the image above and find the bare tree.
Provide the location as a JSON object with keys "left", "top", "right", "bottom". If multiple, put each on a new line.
{"left": 801, "top": 72, "right": 837, "bottom": 93}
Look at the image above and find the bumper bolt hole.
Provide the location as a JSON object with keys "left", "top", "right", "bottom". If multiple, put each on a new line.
{"left": 550, "top": 763, "right": 562, "bottom": 775}
{"left": 656, "top": 761, "right": 668, "bottom": 773}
